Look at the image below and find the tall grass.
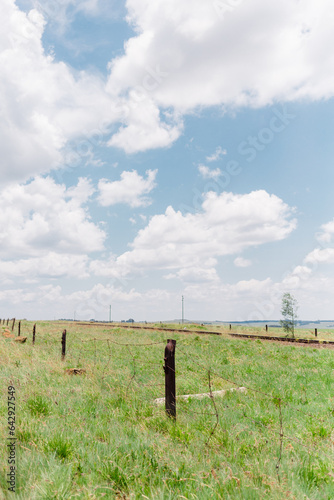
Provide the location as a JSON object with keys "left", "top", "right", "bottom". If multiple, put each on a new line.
{"left": 0, "top": 321, "right": 333, "bottom": 498}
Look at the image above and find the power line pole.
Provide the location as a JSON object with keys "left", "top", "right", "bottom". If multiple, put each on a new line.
{"left": 182, "top": 295, "right": 184, "bottom": 325}
{"left": 109, "top": 305, "right": 112, "bottom": 323}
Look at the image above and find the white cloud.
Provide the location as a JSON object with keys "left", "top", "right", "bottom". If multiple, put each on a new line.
{"left": 198, "top": 164, "right": 222, "bottom": 180}
{"left": 316, "top": 219, "right": 334, "bottom": 244}
{"left": 234, "top": 257, "right": 252, "bottom": 268}
{"left": 98, "top": 169, "right": 157, "bottom": 207}
{"left": 281, "top": 265, "right": 313, "bottom": 289}
{"left": 114, "top": 0, "right": 334, "bottom": 112}
{"left": 28, "top": 0, "right": 111, "bottom": 31}
{"left": 105, "top": 0, "right": 334, "bottom": 151}
{"left": 3, "top": 228, "right": 334, "bottom": 321}
{"left": 176, "top": 277, "right": 277, "bottom": 322}
{"left": 0, "top": 0, "right": 115, "bottom": 183}
{"left": 164, "top": 263, "right": 219, "bottom": 283}
{"left": 4, "top": 0, "right": 334, "bottom": 173}
{"left": 0, "top": 176, "right": 105, "bottom": 260}
{"left": 0, "top": 253, "right": 89, "bottom": 279}
{"left": 206, "top": 146, "right": 226, "bottom": 162}
{"left": 304, "top": 248, "right": 334, "bottom": 265}
{"left": 0, "top": 281, "right": 177, "bottom": 321}
{"left": 91, "top": 189, "right": 296, "bottom": 279}
{"left": 66, "top": 177, "right": 96, "bottom": 204}
{"left": 108, "top": 96, "right": 183, "bottom": 153}
{"left": 303, "top": 217, "right": 334, "bottom": 266}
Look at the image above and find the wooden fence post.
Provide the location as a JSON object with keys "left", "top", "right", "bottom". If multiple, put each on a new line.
{"left": 229, "top": 324, "right": 232, "bottom": 330}
{"left": 61, "top": 330, "right": 67, "bottom": 361}
{"left": 11, "top": 318, "right": 15, "bottom": 331}
{"left": 18, "top": 321, "right": 21, "bottom": 337}
{"left": 265, "top": 324, "right": 268, "bottom": 332}
{"left": 315, "top": 328, "right": 318, "bottom": 337}
{"left": 6, "top": 319, "right": 9, "bottom": 326}
{"left": 164, "top": 339, "right": 176, "bottom": 419}
{"left": 32, "top": 324, "right": 36, "bottom": 345}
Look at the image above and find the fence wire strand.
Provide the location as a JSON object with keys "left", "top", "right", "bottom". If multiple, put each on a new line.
{"left": 5, "top": 322, "right": 333, "bottom": 471}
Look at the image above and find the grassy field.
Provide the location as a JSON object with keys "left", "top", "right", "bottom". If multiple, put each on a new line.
{"left": 145, "top": 322, "right": 334, "bottom": 341}
{"left": 0, "top": 320, "right": 334, "bottom": 499}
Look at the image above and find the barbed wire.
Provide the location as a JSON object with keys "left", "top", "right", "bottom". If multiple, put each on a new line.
{"left": 176, "top": 342, "right": 334, "bottom": 424}
{"left": 2, "top": 323, "right": 333, "bottom": 474}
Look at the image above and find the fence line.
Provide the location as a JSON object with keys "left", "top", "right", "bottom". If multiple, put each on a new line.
{"left": 176, "top": 342, "right": 332, "bottom": 426}
{"left": 1, "top": 320, "right": 333, "bottom": 476}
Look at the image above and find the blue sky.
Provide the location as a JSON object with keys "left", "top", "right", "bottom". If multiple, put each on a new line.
{"left": 1, "top": 0, "right": 334, "bottom": 321}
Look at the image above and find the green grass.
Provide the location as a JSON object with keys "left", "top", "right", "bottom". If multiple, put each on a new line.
{"left": 0, "top": 321, "right": 333, "bottom": 498}
{"left": 111, "top": 320, "right": 334, "bottom": 342}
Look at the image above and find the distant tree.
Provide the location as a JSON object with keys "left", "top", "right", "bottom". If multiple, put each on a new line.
{"left": 280, "top": 292, "right": 298, "bottom": 338}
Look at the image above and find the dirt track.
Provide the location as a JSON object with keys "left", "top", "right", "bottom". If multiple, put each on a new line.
{"left": 76, "top": 322, "right": 334, "bottom": 348}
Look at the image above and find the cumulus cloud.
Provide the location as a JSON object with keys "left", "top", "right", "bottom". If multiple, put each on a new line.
{"left": 4, "top": 0, "right": 334, "bottom": 176}
{"left": 0, "top": 281, "right": 173, "bottom": 320}
{"left": 0, "top": 176, "right": 105, "bottom": 261}
{"left": 206, "top": 146, "right": 227, "bottom": 162}
{"left": 108, "top": 95, "right": 183, "bottom": 153}
{"left": 0, "top": 0, "right": 115, "bottom": 183}
{"left": 26, "top": 0, "right": 113, "bottom": 32}
{"left": 304, "top": 248, "right": 334, "bottom": 265}
{"left": 302, "top": 217, "right": 334, "bottom": 266}
{"left": 316, "top": 219, "right": 334, "bottom": 244}
{"left": 2, "top": 266, "right": 333, "bottom": 321}
{"left": 98, "top": 169, "right": 157, "bottom": 207}
{"left": 234, "top": 257, "right": 252, "bottom": 268}
{"left": 0, "top": 253, "right": 89, "bottom": 279}
{"left": 164, "top": 261, "right": 219, "bottom": 283}
{"left": 90, "top": 189, "right": 296, "bottom": 279}
{"left": 198, "top": 164, "right": 222, "bottom": 180}
{"left": 106, "top": 0, "right": 334, "bottom": 156}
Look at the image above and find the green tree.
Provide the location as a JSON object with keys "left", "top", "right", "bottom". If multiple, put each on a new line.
{"left": 280, "top": 292, "right": 298, "bottom": 338}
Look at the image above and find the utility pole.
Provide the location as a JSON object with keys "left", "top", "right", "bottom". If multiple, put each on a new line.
{"left": 109, "top": 305, "right": 112, "bottom": 323}
{"left": 182, "top": 295, "right": 184, "bottom": 325}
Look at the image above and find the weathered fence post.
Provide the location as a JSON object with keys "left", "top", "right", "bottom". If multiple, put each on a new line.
{"left": 6, "top": 319, "right": 9, "bottom": 326}
{"left": 61, "top": 330, "right": 67, "bottom": 361}
{"left": 265, "top": 324, "right": 268, "bottom": 332}
{"left": 18, "top": 321, "right": 21, "bottom": 337}
{"left": 11, "top": 318, "right": 15, "bottom": 331}
{"left": 164, "top": 339, "right": 176, "bottom": 419}
{"left": 229, "top": 324, "right": 232, "bottom": 330}
{"left": 32, "top": 324, "right": 36, "bottom": 345}
{"left": 315, "top": 328, "right": 318, "bottom": 338}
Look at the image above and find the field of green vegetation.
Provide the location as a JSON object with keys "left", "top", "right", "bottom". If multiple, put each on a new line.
{"left": 146, "top": 322, "right": 334, "bottom": 341}
{"left": 0, "top": 320, "right": 334, "bottom": 499}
